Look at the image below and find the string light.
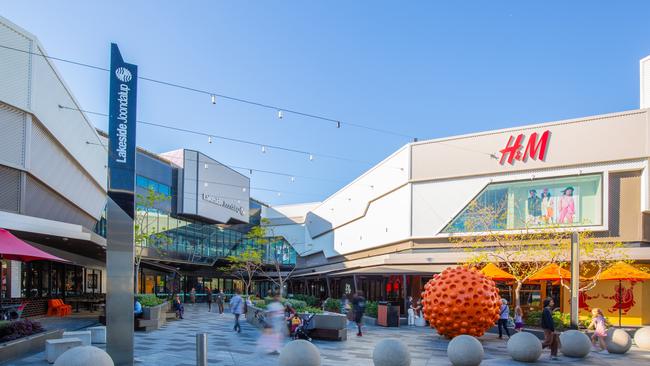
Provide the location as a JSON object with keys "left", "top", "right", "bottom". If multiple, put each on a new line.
{"left": 261, "top": 146, "right": 266, "bottom": 153}
{"left": 309, "top": 154, "right": 314, "bottom": 161}
{"left": 204, "top": 182, "right": 208, "bottom": 187}
{"left": 0, "top": 44, "right": 418, "bottom": 140}
{"left": 62, "top": 105, "right": 401, "bottom": 167}
{"left": 278, "top": 110, "right": 283, "bottom": 119}
{"left": 204, "top": 163, "right": 208, "bottom": 169}
{"left": 290, "top": 176, "right": 295, "bottom": 183}
{"left": 336, "top": 121, "right": 341, "bottom": 128}
{"left": 208, "top": 136, "right": 212, "bottom": 144}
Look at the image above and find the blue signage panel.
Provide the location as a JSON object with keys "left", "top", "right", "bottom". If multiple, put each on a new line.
{"left": 108, "top": 43, "right": 138, "bottom": 215}
{"left": 106, "top": 43, "right": 137, "bottom": 365}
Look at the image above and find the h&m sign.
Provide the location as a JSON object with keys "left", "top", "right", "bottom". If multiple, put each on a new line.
{"left": 499, "top": 130, "right": 551, "bottom": 165}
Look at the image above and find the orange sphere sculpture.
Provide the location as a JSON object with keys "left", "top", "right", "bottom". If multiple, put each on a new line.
{"left": 421, "top": 266, "right": 500, "bottom": 338}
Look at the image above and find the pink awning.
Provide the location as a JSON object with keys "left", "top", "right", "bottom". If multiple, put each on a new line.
{"left": 0, "top": 228, "right": 67, "bottom": 262}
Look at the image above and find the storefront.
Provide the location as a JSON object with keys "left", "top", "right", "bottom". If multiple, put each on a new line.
{"left": 268, "top": 102, "right": 650, "bottom": 325}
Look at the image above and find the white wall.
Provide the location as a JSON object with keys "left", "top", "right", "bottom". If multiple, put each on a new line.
{"left": 264, "top": 145, "right": 411, "bottom": 258}
{"left": 306, "top": 146, "right": 410, "bottom": 238}
{"left": 642, "top": 55, "right": 650, "bottom": 109}
{"left": 0, "top": 16, "right": 107, "bottom": 219}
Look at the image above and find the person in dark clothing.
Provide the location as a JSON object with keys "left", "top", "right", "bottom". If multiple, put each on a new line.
{"left": 206, "top": 287, "right": 213, "bottom": 312}
{"left": 352, "top": 291, "right": 366, "bottom": 336}
{"left": 541, "top": 298, "right": 559, "bottom": 358}
{"left": 173, "top": 294, "right": 184, "bottom": 319}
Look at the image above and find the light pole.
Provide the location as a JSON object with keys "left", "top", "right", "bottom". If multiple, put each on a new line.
{"left": 570, "top": 231, "right": 580, "bottom": 329}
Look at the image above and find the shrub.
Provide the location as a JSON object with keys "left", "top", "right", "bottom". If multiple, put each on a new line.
{"left": 302, "top": 306, "right": 323, "bottom": 314}
{"left": 365, "top": 301, "right": 378, "bottom": 318}
{"left": 291, "top": 294, "right": 319, "bottom": 307}
{"left": 252, "top": 300, "right": 266, "bottom": 308}
{"left": 286, "top": 299, "right": 307, "bottom": 311}
{"left": 136, "top": 294, "right": 165, "bottom": 307}
{"left": 323, "top": 298, "right": 341, "bottom": 313}
{"left": 0, "top": 319, "right": 44, "bottom": 343}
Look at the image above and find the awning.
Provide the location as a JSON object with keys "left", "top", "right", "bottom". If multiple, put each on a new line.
{"left": 528, "top": 263, "right": 571, "bottom": 281}
{"left": 141, "top": 260, "right": 180, "bottom": 274}
{"left": 480, "top": 263, "right": 515, "bottom": 281}
{"left": 596, "top": 261, "right": 650, "bottom": 281}
{"left": 331, "top": 264, "right": 448, "bottom": 276}
{"left": 0, "top": 229, "right": 67, "bottom": 263}
{"left": 292, "top": 267, "right": 349, "bottom": 278}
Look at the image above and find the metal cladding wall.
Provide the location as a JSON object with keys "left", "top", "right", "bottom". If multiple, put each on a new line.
{"left": 24, "top": 174, "right": 96, "bottom": 229}
{"left": 0, "top": 165, "right": 21, "bottom": 213}
{"left": 178, "top": 149, "right": 250, "bottom": 224}
{"left": 0, "top": 17, "right": 106, "bottom": 224}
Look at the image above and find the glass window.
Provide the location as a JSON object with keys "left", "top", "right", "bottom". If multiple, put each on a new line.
{"left": 136, "top": 175, "right": 148, "bottom": 188}
{"left": 443, "top": 173, "right": 602, "bottom": 233}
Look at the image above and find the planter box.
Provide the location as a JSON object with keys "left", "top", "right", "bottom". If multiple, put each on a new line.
{"left": 137, "top": 301, "right": 168, "bottom": 332}
{"left": 245, "top": 305, "right": 266, "bottom": 329}
{"left": 0, "top": 329, "right": 64, "bottom": 364}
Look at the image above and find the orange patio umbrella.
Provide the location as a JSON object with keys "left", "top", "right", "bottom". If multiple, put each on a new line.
{"left": 596, "top": 261, "right": 650, "bottom": 327}
{"left": 528, "top": 263, "right": 571, "bottom": 281}
{"left": 480, "top": 263, "right": 515, "bottom": 281}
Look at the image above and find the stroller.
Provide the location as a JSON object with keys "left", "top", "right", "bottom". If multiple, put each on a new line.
{"left": 291, "top": 313, "right": 315, "bottom": 341}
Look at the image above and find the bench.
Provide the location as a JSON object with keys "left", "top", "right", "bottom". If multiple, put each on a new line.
{"left": 309, "top": 328, "right": 347, "bottom": 341}
{"left": 136, "top": 318, "right": 160, "bottom": 332}
{"left": 46, "top": 338, "right": 82, "bottom": 363}
{"left": 62, "top": 331, "right": 91, "bottom": 346}
{"left": 87, "top": 326, "right": 106, "bottom": 344}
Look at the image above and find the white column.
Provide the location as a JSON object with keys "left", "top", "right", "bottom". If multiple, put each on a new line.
{"left": 10, "top": 260, "right": 21, "bottom": 298}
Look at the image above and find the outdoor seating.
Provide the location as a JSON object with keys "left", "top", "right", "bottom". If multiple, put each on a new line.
{"left": 47, "top": 299, "right": 72, "bottom": 317}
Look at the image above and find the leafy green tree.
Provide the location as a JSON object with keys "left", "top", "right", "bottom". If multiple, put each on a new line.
{"left": 134, "top": 186, "right": 171, "bottom": 293}
{"left": 246, "top": 218, "right": 297, "bottom": 297}
{"left": 224, "top": 244, "right": 263, "bottom": 296}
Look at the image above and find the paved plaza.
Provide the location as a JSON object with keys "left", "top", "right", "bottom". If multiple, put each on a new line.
{"left": 8, "top": 304, "right": 650, "bottom": 365}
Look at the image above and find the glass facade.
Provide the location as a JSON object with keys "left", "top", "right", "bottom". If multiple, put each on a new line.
{"left": 443, "top": 173, "right": 603, "bottom": 233}
{"left": 133, "top": 174, "right": 296, "bottom": 265}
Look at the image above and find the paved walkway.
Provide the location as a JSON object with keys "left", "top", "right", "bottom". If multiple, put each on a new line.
{"left": 8, "top": 304, "right": 650, "bottom": 365}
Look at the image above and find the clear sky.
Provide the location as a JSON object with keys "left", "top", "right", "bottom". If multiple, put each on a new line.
{"left": 3, "top": 1, "right": 650, "bottom": 205}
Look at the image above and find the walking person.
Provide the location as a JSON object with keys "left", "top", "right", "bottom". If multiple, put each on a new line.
{"left": 541, "top": 298, "right": 559, "bottom": 359}
{"left": 230, "top": 289, "right": 244, "bottom": 333}
{"left": 266, "top": 293, "right": 285, "bottom": 354}
{"left": 497, "top": 299, "right": 511, "bottom": 339}
{"left": 352, "top": 291, "right": 366, "bottom": 336}
{"left": 587, "top": 308, "right": 607, "bottom": 352}
{"left": 216, "top": 289, "right": 225, "bottom": 314}
{"left": 190, "top": 287, "right": 196, "bottom": 305}
{"left": 206, "top": 287, "right": 213, "bottom": 312}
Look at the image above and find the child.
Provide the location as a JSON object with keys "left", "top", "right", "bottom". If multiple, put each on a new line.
{"left": 514, "top": 306, "right": 524, "bottom": 332}
{"left": 290, "top": 313, "right": 303, "bottom": 336}
{"left": 587, "top": 308, "right": 607, "bottom": 352}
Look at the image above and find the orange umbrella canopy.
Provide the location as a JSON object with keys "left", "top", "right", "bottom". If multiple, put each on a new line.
{"left": 528, "top": 263, "right": 571, "bottom": 281}
{"left": 480, "top": 263, "right": 515, "bottom": 281}
{"left": 597, "top": 261, "right": 650, "bottom": 281}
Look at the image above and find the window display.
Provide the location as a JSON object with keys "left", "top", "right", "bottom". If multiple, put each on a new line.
{"left": 443, "top": 173, "right": 602, "bottom": 232}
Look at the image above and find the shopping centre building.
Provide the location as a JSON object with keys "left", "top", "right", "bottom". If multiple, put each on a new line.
{"left": 265, "top": 56, "right": 650, "bottom": 325}
{"left": 2, "top": 15, "right": 650, "bottom": 325}
{"left": 0, "top": 16, "right": 294, "bottom": 316}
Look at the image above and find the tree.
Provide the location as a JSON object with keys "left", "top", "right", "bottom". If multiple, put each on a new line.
{"left": 450, "top": 200, "right": 626, "bottom": 306}
{"left": 224, "top": 243, "right": 263, "bottom": 296}
{"left": 247, "top": 218, "right": 297, "bottom": 297}
{"left": 134, "top": 186, "right": 171, "bottom": 293}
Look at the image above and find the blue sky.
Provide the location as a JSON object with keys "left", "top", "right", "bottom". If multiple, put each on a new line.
{"left": 3, "top": 1, "right": 650, "bottom": 205}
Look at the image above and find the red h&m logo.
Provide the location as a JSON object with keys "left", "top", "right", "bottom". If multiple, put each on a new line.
{"left": 499, "top": 130, "right": 551, "bottom": 165}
